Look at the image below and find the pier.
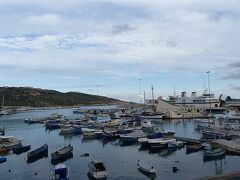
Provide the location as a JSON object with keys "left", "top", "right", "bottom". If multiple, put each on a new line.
{"left": 211, "top": 139, "right": 240, "bottom": 155}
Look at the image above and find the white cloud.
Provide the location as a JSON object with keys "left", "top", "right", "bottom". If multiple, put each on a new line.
{"left": 24, "top": 14, "right": 60, "bottom": 24}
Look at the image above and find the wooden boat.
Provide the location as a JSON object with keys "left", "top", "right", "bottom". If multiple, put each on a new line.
{"left": 13, "top": 145, "right": 31, "bottom": 155}
{"left": 203, "top": 148, "right": 225, "bottom": 158}
{"left": 45, "top": 121, "right": 60, "bottom": 130}
{"left": 27, "top": 144, "right": 48, "bottom": 159}
{"left": 168, "top": 141, "right": 184, "bottom": 148}
{"left": 120, "top": 130, "right": 147, "bottom": 145}
{"left": 0, "top": 146, "right": 8, "bottom": 154}
{"left": 0, "top": 136, "right": 22, "bottom": 150}
{"left": 186, "top": 144, "right": 203, "bottom": 154}
{"left": 148, "top": 138, "right": 176, "bottom": 149}
{"left": 82, "top": 128, "right": 96, "bottom": 137}
{"left": 88, "top": 159, "right": 107, "bottom": 179}
{"left": 24, "top": 117, "right": 43, "bottom": 124}
{"left": 52, "top": 163, "right": 69, "bottom": 180}
{"left": 0, "top": 127, "right": 5, "bottom": 136}
{"left": 137, "top": 160, "right": 156, "bottom": 174}
{"left": 0, "top": 157, "right": 7, "bottom": 164}
{"left": 51, "top": 144, "right": 73, "bottom": 164}
{"left": 102, "top": 127, "right": 119, "bottom": 140}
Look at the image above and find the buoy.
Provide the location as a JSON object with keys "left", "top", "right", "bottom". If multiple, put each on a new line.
{"left": 172, "top": 167, "right": 178, "bottom": 173}
{"left": 34, "top": 172, "right": 38, "bottom": 176}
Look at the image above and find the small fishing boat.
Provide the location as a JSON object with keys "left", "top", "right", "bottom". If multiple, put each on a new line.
{"left": 52, "top": 163, "right": 69, "bottom": 180}
{"left": 137, "top": 160, "right": 156, "bottom": 174}
{"left": 0, "top": 136, "right": 22, "bottom": 150}
{"left": 0, "top": 127, "right": 5, "bottom": 136}
{"left": 138, "top": 138, "right": 149, "bottom": 147}
{"left": 120, "top": 130, "right": 147, "bottom": 145}
{"left": 141, "top": 121, "right": 154, "bottom": 133}
{"left": 148, "top": 138, "right": 176, "bottom": 149}
{"left": 94, "top": 130, "right": 103, "bottom": 139}
{"left": 186, "top": 144, "right": 203, "bottom": 154}
{"left": 24, "top": 117, "right": 43, "bottom": 124}
{"left": 45, "top": 121, "right": 60, "bottom": 130}
{"left": 203, "top": 148, "right": 225, "bottom": 158}
{"left": 27, "top": 144, "right": 48, "bottom": 159}
{"left": 13, "top": 145, "right": 31, "bottom": 155}
{"left": 0, "top": 157, "right": 7, "bottom": 164}
{"left": 168, "top": 141, "right": 184, "bottom": 149}
{"left": 0, "top": 146, "right": 8, "bottom": 154}
{"left": 82, "top": 128, "right": 96, "bottom": 137}
{"left": 102, "top": 127, "right": 119, "bottom": 140}
{"left": 88, "top": 159, "right": 107, "bottom": 179}
{"left": 51, "top": 144, "right": 73, "bottom": 164}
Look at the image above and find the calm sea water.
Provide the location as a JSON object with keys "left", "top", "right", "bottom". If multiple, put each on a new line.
{"left": 0, "top": 108, "right": 240, "bottom": 180}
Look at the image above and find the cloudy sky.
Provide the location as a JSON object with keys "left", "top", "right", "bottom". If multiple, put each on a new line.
{"left": 0, "top": 0, "right": 240, "bottom": 102}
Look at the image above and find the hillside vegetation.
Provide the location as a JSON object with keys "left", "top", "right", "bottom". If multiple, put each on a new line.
{"left": 0, "top": 87, "right": 121, "bottom": 107}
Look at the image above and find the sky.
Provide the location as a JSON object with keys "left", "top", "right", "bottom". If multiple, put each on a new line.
{"left": 0, "top": 0, "right": 240, "bottom": 102}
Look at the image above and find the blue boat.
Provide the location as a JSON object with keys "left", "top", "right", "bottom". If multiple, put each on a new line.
{"left": 148, "top": 132, "right": 164, "bottom": 139}
{"left": 27, "top": 144, "right": 48, "bottom": 160}
{"left": 13, "top": 145, "right": 31, "bottom": 155}
{"left": 52, "top": 163, "right": 69, "bottom": 180}
{"left": 0, "top": 157, "right": 7, "bottom": 164}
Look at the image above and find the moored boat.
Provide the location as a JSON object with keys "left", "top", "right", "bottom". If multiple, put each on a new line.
{"left": 52, "top": 163, "right": 69, "bottom": 180}
{"left": 168, "top": 140, "right": 184, "bottom": 149}
{"left": 27, "top": 144, "right": 48, "bottom": 160}
{"left": 51, "top": 144, "right": 73, "bottom": 164}
{"left": 0, "top": 127, "right": 5, "bottom": 136}
{"left": 0, "top": 157, "right": 7, "bottom": 164}
{"left": 88, "top": 159, "right": 107, "bottom": 179}
{"left": 186, "top": 144, "right": 203, "bottom": 154}
{"left": 0, "top": 136, "right": 22, "bottom": 150}
{"left": 13, "top": 145, "right": 31, "bottom": 155}
{"left": 148, "top": 138, "right": 176, "bottom": 149}
{"left": 0, "top": 146, "right": 8, "bottom": 154}
{"left": 203, "top": 148, "right": 225, "bottom": 158}
{"left": 137, "top": 160, "right": 156, "bottom": 174}
{"left": 82, "top": 128, "right": 96, "bottom": 137}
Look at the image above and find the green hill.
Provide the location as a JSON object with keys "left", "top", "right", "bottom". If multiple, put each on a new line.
{"left": 0, "top": 87, "right": 122, "bottom": 107}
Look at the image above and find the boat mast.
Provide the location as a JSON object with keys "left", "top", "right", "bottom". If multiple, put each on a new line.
{"left": 207, "top": 71, "right": 211, "bottom": 117}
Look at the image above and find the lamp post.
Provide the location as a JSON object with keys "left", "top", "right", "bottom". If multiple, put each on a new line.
{"left": 139, "top": 78, "right": 142, "bottom": 104}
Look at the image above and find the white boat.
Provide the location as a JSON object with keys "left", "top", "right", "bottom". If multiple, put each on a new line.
{"left": 137, "top": 160, "right": 156, "bottom": 174}
{"left": 0, "top": 136, "right": 22, "bottom": 150}
{"left": 52, "top": 163, "right": 69, "bottom": 180}
{"left": 148, "top": 138, "right": 175, "bottom": 149}
{"left": 138, "top": 138, "right": 149, "bottom": 146}
{"left": 88, "top": 159, "right": 107, "bottom": 179}
{"left": 82, "top": 128, "right": 96, "bottom": 137}
{"left": 168, "top": 140, "right": 184, "bottom": 148}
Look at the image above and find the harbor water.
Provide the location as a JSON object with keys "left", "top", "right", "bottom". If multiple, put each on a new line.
{"left": 1, "top": 108, "right": 240, "bottom": 180}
